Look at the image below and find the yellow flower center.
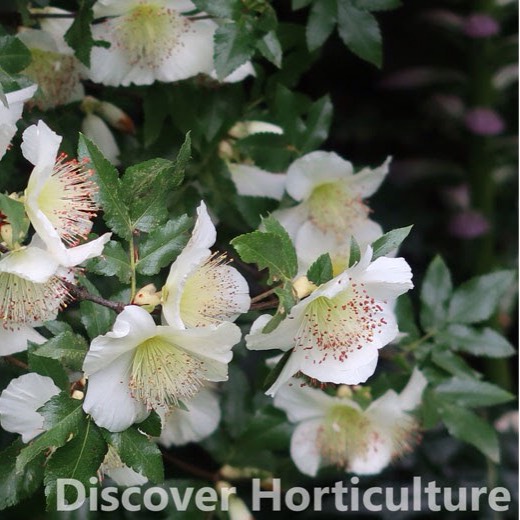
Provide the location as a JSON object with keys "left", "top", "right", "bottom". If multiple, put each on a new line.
{"left": 129, "top": 336, "right": 204, "bottom": 409}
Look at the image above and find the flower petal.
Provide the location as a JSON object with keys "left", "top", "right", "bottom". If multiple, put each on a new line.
{"left": 0, "top": 322, "right": 46, "bottom": 356}
{"left": 0, "top": 373, "right": 60, "bottom": 443}
{"left": 270, "top": 204, "right": 309, "bottom": 239}
{"left": 396, "top": 368, "right": 428, "bottom": 411}
{"left": 81, "top": 114, "right": 120, "bottom": 166}
{"left": 274, "top": 381, "right": 332, "bottom": 422}
{"left": 286, "top": 151, "right": 353, "bottom": 201}
{"left": 348, "top": 157, "right": 391, "bottom": 198}
{"left": 290, "top": 418, "right": 322, "bottom": 477}
{"left": 229, "top": 164, "right": 286, "bottom": 200}
{"left": 83, "top": 351, "right": 149, "bottom": 432}
{"left": 21, "top": 120, "right": 61, "bottom": 179}
{"left": 0, "top": 246, "right": 59, "bottom": 283}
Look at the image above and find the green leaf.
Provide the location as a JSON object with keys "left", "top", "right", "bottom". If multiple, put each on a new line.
{"left": 306, "top": 0, "right": 337, "bottom": 51}
{"left": 447, "top": 271, "right": 516, "bottom": 324}
{"left": 263, "top": 350, "right": 292, "bottom": 391}
{"left": 222, "top": 365, "right": 252, "bottom": 438}
{"left": 420, "top": 255, "right": 452, "bottom": 330}
{"left": 0, "top": 35, "right": 31, "bottom": 73}
{"left": 300, "top": 94, "right": 333, "bottom": 152}
{"left": 438, "top": 403, "right": 500, "bottom": 463}
{"left": 64, "top": 0, "right": 95, "bottom": 67}
{"left": 16, "top": 394, "right": 85, "bottom": 471}
{"left": 136, "top": 411, "right": 162, "bottom": 437}
{"left": 431, "top": 349, "right": 481, "bottom": 379}
{"left": 274, "top": 282, "right": 297, "bottom": 314}
{"left": 214, "top": 22, "right": 256, "bottom": 79}
{"left": 231, "top": 216, "right": 297, "bottom": 284}
{"left": 44, "top": 419, "right": 107, "bottom": 511}
{"left": 103, "top": 428, "right": 164, "bottom": 483}
{"left": 353, "top": 0, "right": 401, "bottom": 10}
{"left": 307, "top": 253, "right": 333, "bottom": 286}
{"left": 85, "top": 240, "right": 131, "bottom": 282}
{"left": 28, "top": 345, "right": 69, "bottom": 391}
{"left": 77, "top": 134, "right": 132, "bottom": 240}
{"left": 33, "top": 331, "right": 89, "bottom": 372}
{"left": 192, "top": 0, "right": 238, "bottom": 18}
{"left": 371, "top": 225, "right": 412, "bottom": 260}
{"left": 0, "top": 193, "right": 29, "bottom": 246}
{"left": 435, "top": 377, "right": 514, "bottom": 408}
{"left": 348, "top": 235, "right": 361, "bottom": 267}
{"left": 173, "top": 132, "right": 192, "bottom": 178}
{"left": 438, "top": 324, "right": 515, "bottom": 358}
{"left": 78, "top": 277, "right": 116, "bottom": 339}
{"left": 394, "top": 294, "right": 420, "bottom": 343}
{"left": 292, "top": 0, "right": 313, "bottom": 9}
{"left": 136, "top": 215, "right": 192, "bottom": 276}
{"left": 257, "top": 30, "right": 282, "bottom": 68}
{"left": 337, "top": 1, "right": 382, "bottom": 67}
{"left": 122, "top": 158, "right": 183, "bottom": 233}
{"left": 143, "top": 86, "right": 169, "bottom": 147}
{"left": 238, "top": 407, "right": 292, "bottom": 450}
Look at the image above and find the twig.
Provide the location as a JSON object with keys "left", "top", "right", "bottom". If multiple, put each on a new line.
{"left": 64, "top": 281, "right": 126, "bottom": 313}
{"left": 250, "top": 300, "right": 278, "bottom": 311}
{"left": 4, "top": 356, "right": 29, "bottom": 370}
{"left": 161, "top": 450, "right": 220, "bottom": 482}
{"left": 250, "top": 286, "right": 279, "bottom": 304}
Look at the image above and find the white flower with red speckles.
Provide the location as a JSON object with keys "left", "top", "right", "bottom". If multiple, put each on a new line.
{"left": 88, "top": 0, "right": 254, "bottom": 86}
{"left": 161, "top": 201, "right": 250, "bottom": 329}
{"left": 274, "top": 369, "right": 427, "bottom": 476}
{"left": 246, "top": 247, "right": 413, "bottom": 396}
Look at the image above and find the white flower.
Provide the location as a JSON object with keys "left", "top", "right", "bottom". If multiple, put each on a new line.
{"left": 83, "top": 305, "right": 241, "bottom": 432}
{"left": 162, "top": 201, "right": 250, "bottom": 329}
{"left": 17, "top": 9, "right": 85, "bottom": 110}
{"left": 0, "top": 85, "right": 37, "bottom": 161}
{"left": 246, "top": 247, "right": 413, "bottom": 396}
{"left": 157, "top": 386, "right": 221, "bottom": 446}
{"left": 81, "top": 113, "right": 121, "bottom": 166}
{"left": 274, "top": 369, "right": 428, "bottom": 476}
{"left": 0, "top": 373, "right": 61, "bottom": 443}
{"left": 22, "top": 120, "right": 111, "bottom": 267}
{"left": 231, "top": 152, "right": 391, "bottom": 273}
{"left": 88, "top": 0, "right": 253, "bottom": 86}
{"left": 0, "top": 321, "right": 46, "bottom": 355}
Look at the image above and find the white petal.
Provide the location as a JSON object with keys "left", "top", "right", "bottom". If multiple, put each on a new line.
{"left": 397, "top": 368, "right": 428, "bottom": 411}
{"left": 22, "top": 120, "right": 61, "bottom": 175}
{"left": 274, "top": 382, "right": 332, "bottom": 422}
{"left": 17, "top": 28, "right": 60, "bottom": 53}
{"left": 245, "top": 314, "right": 299, "bottom": 352}
{"left": 158, "top": 387, "right": 221, "bottom": 446}
{"left": 348, "top": 157, "right": 391, "bottom": 198}
{"left": 347, "top": 429, "right": 393, "bottom": 475}
{"left": 156, "top": 322, "right": 240, "bottom": 381}
{"left": 105, "top": 465, "right": 148, "bottom": 486}
{"left": 357, "top": 256, "right": 414, "bottom": 301}
{"left": 221, "top": 61, "right": 255, "bottom": 82}
{"left": 0, "top": 247, "right": 59, "bottom": 283}
{"left": 286, "top": 151, "right": 354, "bottom": 201}
{"left": 290, "top": 419, "right": 322, "bottom": 477}
{"left": 0, "top": 323, "right": 46, "bottom": 356}
{"left": 350, "top": 219, "right": 384, "bottom": 249}
{"left": 265, "top": 349, "right": 307, "bottom": 397}
{"left": 83, "top": 351, "right": 149, "bottom": 432}
{"left": 81, "top": 114, "right": 120, "bottom": 166}
{"left": 83, "top": 305, "right": 158, "bottom": 375}
{"left": 229, "top": 164, "right": 286, "bottom": 200}
{"left": 37, "top": 8, "right": 75, "bottom": 43}
{"left": 93, "top": 0, "right": 141, "bottom": 17}
{"left": 187, "top": 201, "right": 217, "bottom": 250}
{"left": 0, "top": 373, "right": 60, "bottom": 443}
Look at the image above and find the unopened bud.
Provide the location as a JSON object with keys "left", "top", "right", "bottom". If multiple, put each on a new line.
{"left": 218, "top": 139, "right": 234, "bottom": 161}
{"left": 337, "top": 385, "right": 353, "bottom": 398}
{"left": 229, "top": 121, "right": 283, "bottom": 139}
{"left": 71, "top": 390, "right": 84, "bottom": 400}
{"left": 292, "top": 275, "right": 317, "bottom": 299}
{"left": 133, "top": 284, "right": 161, "bottom": 308}
{"left": 98, "top": 101, "right": 135, "bottom": 134}
{"left": 0, "top": 224, "right": 13, "bottom": 248}
{"left": 216, "top": 482, "right": 254, "bottom": 520}
{"left": 81, "top": 95, "right": 102, "bottom": 115}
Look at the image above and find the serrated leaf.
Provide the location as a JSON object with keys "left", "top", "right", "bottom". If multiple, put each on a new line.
{"left": 136, "top": 215, "right": 192, "bottom": 276}
{"left": 0, "top": 35, "right": 31, "bottom": 73}
{"left": 44, "top": 419, "right": 107, "bottom": 511}
{"left": 438, "top": 403, "right": 500, "bottom": 463}
{"left": 420, "top": 255, "right": 452, "bottom": 330}
{"left": 64, "top": 0, "right": 95, "bottom": 67}
{"left": 16, "top": 394, "right": 85, "bottom": 471}
{"left": 103, "top": 428, "right": 164, "bottom": 483}
{"left": 78, "top": 277, "right": 116, "bottom": 339}
{"left": 337, "top": 1, "right": 382, "bottom": 67}
{"left": 231, "top": 216, "right": 297, "bottom": 283}
{"left": 28, "top": 345, "right": 69, "bottom": 391}
{"left": 0, "top": 440, "right": 44, "bottom": 510}
{"left": 435, "top": 377, "right": 514, "bottom": 408}
{"left": 122, "top": 158, "right": 183, "bottom": 233}
{"left": 307, "top": 253, "right": 333, "bottom": 285}
{"left": 438, "top": 324, "right": 515, "bottom": 358}
{"left": 214, "top": 22, "right": 256, "bottom": 79}
{"left": 431, "top": 349, "right": 480, "bottom": 379}
{"left": 192, "top": 0, "right": 238, "bottom": 18}
{"left": 173, "top": 132, "right": 192, "bottom": 178}
{"left": 274, "top": 282, "right": 297, "bottom": 313}
{"left": 34, "top": 331, "right": 89, "bottom": 372}
{"left": 136, "top": 411, "right": 162, "bottom": 437}
{"left": 78, "top": 134, "right": 132, "bottom": 240}
{"left": 85, "top": 240, "right": 131, "bottom": 282}
{"left": 371, "top": 225, "right": 412, "bottom": 260}
{"left": 300, "top": 94, "right": 333, "bottom": 152}
{"left": 447, "top": 271, "right": 516, "bottom": 324}
{"left": 306, "top": 0, "right": 337, "bottom": 51}
{"left": 348, "top": 235, "right": 361, "bottom": 267}
{"left": 257, "top": 30, "right": 282, "bottom": 68}
{"left": 0, "top": 193, "right": 29, "bottom": 246}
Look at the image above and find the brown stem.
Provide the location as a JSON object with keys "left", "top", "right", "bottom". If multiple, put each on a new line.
{"left": 250, "top": 286, "right": 279, "bottom": 304}
{"left": 161, "top": 450, "right": 220, "bottom": 482}
{"left": 4, "top": 356, "right": 29, "bottom": 370}
{"left": 0, "top": 244, "right": 9, "bottom": 254}
{"left": 250, "top": 300, "right": 278, "bottom": 311}
{"left": 64, "top": 281, "right": 126, "bottom": 313}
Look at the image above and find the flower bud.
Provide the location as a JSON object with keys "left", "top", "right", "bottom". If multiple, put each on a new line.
{"left": 71, "top": 390, "right": 84, "bottom": 400}
{"left": 336, "top": 385, "right": 353, "bottom": 398}
{"left": 0, "top": 224, "right": 13, "bottom": 248}
{"left": 292, "top": 275, "right": 317, "bottom": 299}
{"left": 98, "top": 101, "right": 136, "bottom": 134}
{"left": 133, "top": 283, "right": 161, "bottom": 308}
{"left": 216, "top": 482, "right": 254, "bottom": 520}
{"left": 229, "top": 121, "right": 283, "bottom": 139}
